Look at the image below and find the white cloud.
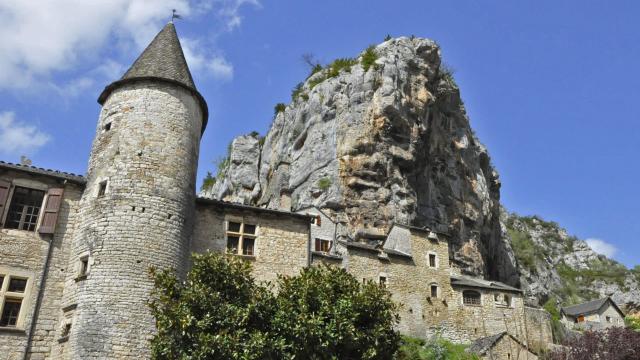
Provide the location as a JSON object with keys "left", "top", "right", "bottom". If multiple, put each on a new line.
{"left": 0, "top": 112, "right": 51, "bottom": 155}
{"left": 585, "top": 238, "right": 618, "bottom": 258}
{"left": 182, "top": 38, "right": 234, "bottom": 81}
{"left": 0, "top": 0, "right": 259, "bottom": 92}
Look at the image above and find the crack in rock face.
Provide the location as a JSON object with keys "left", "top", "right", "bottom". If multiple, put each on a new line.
{"left": 205, "top": 37, "right": 520, "bottom": 286}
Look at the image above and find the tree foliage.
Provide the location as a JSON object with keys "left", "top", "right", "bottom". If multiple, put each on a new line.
{"left": 547, "top": 327, "right": 640, "bottom": 360}
{"left": 149, "top": 253, "right": 400, "bottom": 359}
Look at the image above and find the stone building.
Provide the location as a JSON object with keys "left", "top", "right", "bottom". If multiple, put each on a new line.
{"left": 0, "top": 23, "right": 550, "bottom": 359}
{"left": 560, "top": 296, "right": 625, "bottom": 331}
{"left": 467, "top": 332, "right": 538, "bottom": 360}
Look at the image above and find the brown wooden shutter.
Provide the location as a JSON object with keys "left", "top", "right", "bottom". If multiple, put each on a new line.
{"left": 39, "top": 187, "right": 64, "bottom": 234}
{"left": 0, "top": 179, "right": 10, "bottom": 225}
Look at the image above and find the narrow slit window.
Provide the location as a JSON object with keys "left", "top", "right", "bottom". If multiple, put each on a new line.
{"left": 97, "top": 181, "right": 107, "bottom": 197}
{"left": 78, "top": 256, "right": 89, "bottom": 277}
{"left": 430, "top": 284, "right": 438, "bottom": 298}
{"left": 428, "top": 253, "right": 437, "bottom": 268}
{"left": 103, "top": 122, "right": 112, "bottom": 131}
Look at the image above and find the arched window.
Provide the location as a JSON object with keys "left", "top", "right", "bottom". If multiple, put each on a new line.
{"left": 463, "top": 290, "right": 481, "bottom": 306}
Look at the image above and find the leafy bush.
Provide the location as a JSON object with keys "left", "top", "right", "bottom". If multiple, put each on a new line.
{"left": 361, "top": 45, "right": 379, "bottom": 72}
{"left": 317, "top": 177, "right": 331, "bottom": 191}
{"left": 547, "top": 327, "right": 640, "bottom": 360}
{"left": 149, "top": 253, "right": 401, "bottom": 360}
{"left": 200, "top": 171, "right": 216, "bottom": 191}
{"left": 395, "top": 335, "right": 478, "bottom": 360}
{"left": 274, "top": 265, "right": 401, "bottom": 359}
{"left": 626, "top": 316, "right": 640, "bottom": 332}
{"left": 507, "top": 228, "right": 542, "bottom": 273}
{"left": 543, "top": 298, "right": 568, "bottom": 343}
{"left": 274, "top": 103, "right": 286, "bottom": 115}
{"left": 327, "top": 57, "right": 358, "bottom": 78}
{"left": 291, "top": 82, "right": 304, "bottom": 101}
{"left": 248, "top": 131, "right": 260, "bottom": 138}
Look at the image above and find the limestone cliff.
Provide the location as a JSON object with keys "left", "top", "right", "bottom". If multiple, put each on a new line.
{"left": 204, "top": 37, "right": 519, "bottom": 285}
{"left": 504, "top": 211, "right": 640, "bottom": 312}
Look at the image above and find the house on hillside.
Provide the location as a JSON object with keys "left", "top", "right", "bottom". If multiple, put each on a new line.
{"left": 560, "top": 296, "right": 625, "bottom": 330}
{"left": 467, "top": 332, "right": 538, "bottom": 360}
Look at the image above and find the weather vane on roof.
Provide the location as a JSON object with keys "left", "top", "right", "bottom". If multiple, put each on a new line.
{"left": 171, "top": 9, "right": 182, "bottom": 22}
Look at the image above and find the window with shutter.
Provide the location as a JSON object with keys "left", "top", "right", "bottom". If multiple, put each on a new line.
{"left": 0, "top": 180, "right": 10, "bottom": 225}
{"left": 39, "top": 188, "right": 64, "bottom": 234}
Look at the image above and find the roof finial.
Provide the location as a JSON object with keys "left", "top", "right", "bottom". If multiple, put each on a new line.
{"left": 171, "top": 9, "right": 182, "bottom": 23}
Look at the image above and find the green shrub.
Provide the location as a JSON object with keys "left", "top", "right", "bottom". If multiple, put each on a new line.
{"left": 507, "top": 228, "right": 541, "bottom": 273}
{"left": 274, "top": 103, "right": 286, "bottom": 115}
{"left": 327, "top": 57, "right": 358, "bottom": 78}
{"left": 384, "top": 34, "right": 392, "bottom": 41}
{"left": 150, "top": 253, "right": 401, "bottom": 359}
{"left": 248, "top": 131, "right": 260, "bottom": 138}
{"left": 317, "top": 177, "right": 331, "bottom": 191}
{"left": 200, "top": 171, "right": 216, "bottom": 191}
{"left": 361, "top": 45, "right": 379, "bottom": 72}
{"left": 395, "top": 335, "right": 478, "bottom": 360}
{"left": 625, "top": 316, "right": 640, "bottom": 332}
{"left": 291, "top": 82, "right": 304, "bottom": 101}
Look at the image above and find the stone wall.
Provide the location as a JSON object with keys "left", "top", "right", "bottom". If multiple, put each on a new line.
{"left": 0, "top": 170, "right": 83, "bottom": 360}
{"left": 524, "top": 307, "right": 553, "bottom": 353}
{"left": 192, "top": 201, "right": 310, "bottom": 283}
{"left": 343, "top": 228, "right": 453, "bottom": 338}
{"left": 55, "top": 81, "right": 203, "bottom": 359}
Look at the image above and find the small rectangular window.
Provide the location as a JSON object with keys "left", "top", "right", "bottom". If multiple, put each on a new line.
{"left": 8, "top": 278, "right": 26, "bottom": 293}
{"left": 78, "top": 256, "right": 90, "bottom": 278}
{"left": 228, "top": 222, "right": 241, "bottom": 233}
{"left": 430, "top": 285, "right": 438, "bottom": 298}
{"left": 315, "top": 238, "right": 332, "bottom": 253}
{"left": 226, "top": 221, "right": 257, "bottom": 257}
{"left": 428, "top": 254, "right": 437, "bottom": 268}
{"left": 0, "top": 298, "right": 22, "bottom": 327}
{"left": 243, "top": 224, "right": 256, "bottom": 235}
{"left": 97, "top": 181, "right": 107, "bottom": 197}
{"left": 226, "top": 236, "right": 239, "bottom": 254}
{"left": 379, "top": 276, "right": 387, "bottom": 288}
{"left": 242, "top": 238, "right": 255, "bottom": 256}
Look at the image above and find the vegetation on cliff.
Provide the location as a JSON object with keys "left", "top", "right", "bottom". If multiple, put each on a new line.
{"left": 149, "top": 253, "right": 400, "bottom": 359}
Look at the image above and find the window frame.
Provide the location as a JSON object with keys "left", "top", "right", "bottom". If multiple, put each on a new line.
{"left": 427, "top": 251, "right": 438, "bottom": 269}
{"left": 225, "top": 219, "right": 258, "bottom": 257}
{"left": 430, "top": 283, "right": 439, "bottom": 298}
{"left": 462, "top": 290, "right": 482, "bottom": 306}
{"left": 314, "top": 238, "right": 332, "bottom": 253}
{"left": 0, "top": 267, "right": 33, "bottom": 330}
{"left": 0, "top": 178, "right": 51, "bottom": 233}
{"left": 2, "top": 185, "right": 46, "bottom": 232}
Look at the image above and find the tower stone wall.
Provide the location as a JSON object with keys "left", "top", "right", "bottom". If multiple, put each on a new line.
{"left": 55, "top": 81, "right": 202, "bottom": 359}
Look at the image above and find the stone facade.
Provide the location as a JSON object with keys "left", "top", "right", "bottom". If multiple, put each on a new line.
{"left": 0, "top": 167, "right": 84, "bottom": 360}
{"left": 560, "top": 297, "right": 626, "bottom": 331}
{"left": 468, "top": 332, "right": 538, "bottom": 360}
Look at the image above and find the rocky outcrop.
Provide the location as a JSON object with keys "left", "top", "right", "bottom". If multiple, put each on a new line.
{"left": 204, "top": 37, "right": 519, "bottom": 285}
{"left": 504, "top": 211, "right": 640, "bottom": 311}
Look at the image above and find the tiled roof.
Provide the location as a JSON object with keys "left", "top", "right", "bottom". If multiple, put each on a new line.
{"left": 0, "top": 161, "right": 86, "bottom": 185}
{"left": 467, "top": 332, "right": 506, "bottom": 355}
{"left": 451, "top": 276, "right": 522, "bottom": 293}
{"left": 97, "top": 22, "right": 208, "bottom": 133}
{"left": 561, "top": 297, "right": 624, "bottom": 317}
{"left": 121, "top": 22, "right": 195, "bottom": 90}
{"left": 195, "top": 197, "right": 314, "bottom": 221}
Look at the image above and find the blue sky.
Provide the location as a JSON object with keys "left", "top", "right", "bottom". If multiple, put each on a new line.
{"left": 1, "top": 1, "right": 638, "bottom": 267}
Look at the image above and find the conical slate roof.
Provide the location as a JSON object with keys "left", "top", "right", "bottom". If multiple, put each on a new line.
{"left": 98, "top": 22, "right": 208, "bottom": 132}
{"left": 121, "top": 22, "right": 196, "bottom": 90}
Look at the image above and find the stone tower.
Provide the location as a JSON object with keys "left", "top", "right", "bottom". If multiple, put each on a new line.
{"left": 58, "top": 23, "right": 207, "bottom": 358}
